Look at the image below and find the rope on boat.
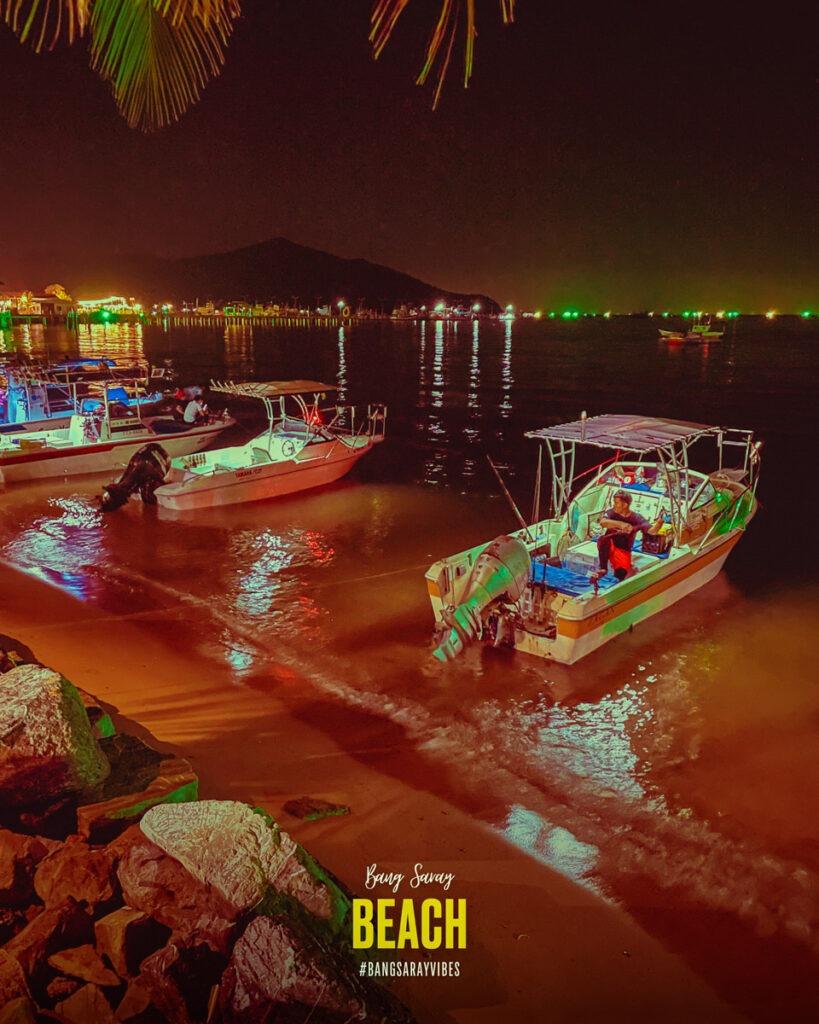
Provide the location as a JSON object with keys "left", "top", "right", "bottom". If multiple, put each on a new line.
{"left": 309, "top": 562, "right": 432, "bottom": 591}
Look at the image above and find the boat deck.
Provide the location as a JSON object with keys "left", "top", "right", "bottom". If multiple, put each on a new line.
{"left": 531, "top": 537, "right": 671, "bottom": 598}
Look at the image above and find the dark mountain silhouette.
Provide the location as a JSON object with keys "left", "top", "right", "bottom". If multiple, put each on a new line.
{"left": 64, "top": 238, "right": 500, "bottom": 314}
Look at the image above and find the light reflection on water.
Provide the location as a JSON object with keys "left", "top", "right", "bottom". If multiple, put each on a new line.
{"left": 336, "top": 326, "right": 347, "bottom": 403}
{"left": 223, "top": 323, "right": 255, "bottom": 381}
{"left": 499, "top": 318, "right": 513, "bottom": 421}
{"left": 2, "top": 318, "right": 819, "bottom": 997}
{"left": 76, "top": 322, "right": 146, "bottom": 364}
{"left": 1, "top": 495, "right": 104, "bottom": 600}
{"left": 425, "top": 320, "right": 448, "bottom": 486}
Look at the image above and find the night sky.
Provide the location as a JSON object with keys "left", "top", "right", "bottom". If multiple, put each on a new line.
{"left": 1, "top": 2, "right": 816, "bottom": 312}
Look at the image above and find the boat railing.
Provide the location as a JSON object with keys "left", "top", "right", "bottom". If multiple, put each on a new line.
{"left": 366, "top": 403, "right": 388, "bottom": 440}
{"left": 320, "top": 402, "right": 387, "bottom": 443}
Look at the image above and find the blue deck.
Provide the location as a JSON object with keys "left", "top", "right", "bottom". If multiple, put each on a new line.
{"left": 530, "top": 535, "right": 669, "bottom": 597}
{"left": 530, "top": 560, "right": 620, "bottom": 597}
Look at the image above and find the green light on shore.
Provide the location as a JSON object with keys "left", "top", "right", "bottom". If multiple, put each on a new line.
{"left": 801, "top": 311, "right": 812, "bottom": 318}
{"left": 101, "top": 310, "right": 110, "bottom": 320}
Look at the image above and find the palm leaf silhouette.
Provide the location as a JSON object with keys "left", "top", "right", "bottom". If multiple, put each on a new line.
{"left": 370, "top": 0, "right": 515, "bottom": 108}
{"left": 88, "top": 0, "right": 239, "bottom": 131}
{"left": 2, "top": 1, "right": 513, "bottom": 130}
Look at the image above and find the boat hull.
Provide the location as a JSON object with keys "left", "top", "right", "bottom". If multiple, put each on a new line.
{"left": 427, "top": 518, "right": 752, "bottom": 665}
{"left": 155, "top": 438, "right": 377, "bottom": 511}
{"left": 0, "top": 423, "right": 229, "bottom": 484}
{"left": 516, "top": 533, "right": 740, "bottom": 664}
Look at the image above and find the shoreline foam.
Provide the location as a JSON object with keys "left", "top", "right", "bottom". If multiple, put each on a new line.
{"left": 0, "top": 557, "right": 744, "bottom": 1022}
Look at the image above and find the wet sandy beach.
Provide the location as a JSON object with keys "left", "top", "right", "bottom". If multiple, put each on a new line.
{"left": 0, "top": 556, "right": 750, "bottom": 1022}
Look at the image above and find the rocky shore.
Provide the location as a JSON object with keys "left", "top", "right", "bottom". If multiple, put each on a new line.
{"left": 0, "top": 653, "right": 412, "bottom": 1023}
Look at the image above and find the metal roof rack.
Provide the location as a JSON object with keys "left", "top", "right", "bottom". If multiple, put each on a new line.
{"left": 209, "top": 380, "right": 337, "bottom": 399}
{"left": 526, "top": 414, "right": 721, "bottom": 453}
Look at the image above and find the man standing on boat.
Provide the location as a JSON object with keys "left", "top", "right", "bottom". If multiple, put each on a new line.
{"left": 593, "top": 490, "right": 655, "bottom": 582}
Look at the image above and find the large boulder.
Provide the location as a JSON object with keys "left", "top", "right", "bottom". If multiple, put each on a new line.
{"left": 219, "top": 915, "right": 413, "bottom": 1023}
{"left": 0, "top": 666, "right": 110, "bottom": 808}
{"left": 140, "top": 802, "right": 334, "bottom": 920}
{"left": 117, "top": 839, "right": 242, "bottom": 954}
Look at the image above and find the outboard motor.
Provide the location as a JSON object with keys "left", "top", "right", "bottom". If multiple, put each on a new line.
{"left": 433, "top": 535, "right": 531, "bottom": 661}
{"left": 100, "top": 443, "right": 171, "bottom": 512}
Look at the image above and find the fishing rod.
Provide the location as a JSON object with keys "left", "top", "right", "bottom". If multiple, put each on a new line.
{"left": 486, "top": 454, "right": 534, "bottom": 543}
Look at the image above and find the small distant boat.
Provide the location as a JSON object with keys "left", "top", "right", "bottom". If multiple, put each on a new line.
{"left": 153, "top": 380, "right": 387, "bottom": 512}
{"left": 426, "top": 413, "right": 761, "bottom": 665}
{"left": 390, "top": 306, "right": 419, "bottom": 320}
{"left": 0, "top": 381, "right": 233, "bottom": 484}
{"left": 659, "top": 317, "right": 724, "bottom": 343}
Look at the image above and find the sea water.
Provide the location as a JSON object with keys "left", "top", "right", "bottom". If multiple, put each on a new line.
{"left": 1, "top": 315, "right": 818, "bottom": 1016}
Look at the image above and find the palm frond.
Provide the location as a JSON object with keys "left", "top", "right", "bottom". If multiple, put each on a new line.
{"left": 1, "top": 0, "right": 89, "bottom": 50}
{"left": 370, "top": 0, "right": 515, "bottom": 109}
{"left": 152, "top": 0, "right": 240, "bottom": 28}
{"left": 88, "top": 0, "right": 239, "bottom": 132}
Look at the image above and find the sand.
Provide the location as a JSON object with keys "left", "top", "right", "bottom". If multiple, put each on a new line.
{"left": 0, "top": 557, "right": 746, "bottom": 1023}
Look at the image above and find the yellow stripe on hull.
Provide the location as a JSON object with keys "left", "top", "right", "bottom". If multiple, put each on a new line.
{"left": 519, "top": 533, "right": 742, "bottom": 664}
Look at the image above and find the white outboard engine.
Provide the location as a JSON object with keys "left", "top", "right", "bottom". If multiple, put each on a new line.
{"left": 433, "top": 535, "right": 531, "bottom": 661}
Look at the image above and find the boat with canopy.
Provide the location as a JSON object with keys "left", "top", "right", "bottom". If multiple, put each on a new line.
{"left": 0, "top": 380, "right": 233, "bottom": 484}
{"left": 426, "top": 413, "right": 761, "bottom": 664}
{"left": 153, "top": 380, "right": 387, "bottom": 511}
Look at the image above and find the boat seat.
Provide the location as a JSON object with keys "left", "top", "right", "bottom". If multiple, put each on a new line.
{"left": 562, "top": 541, "right": 599, "bottom": 576}
{"left": 252, "top": 447, "right": 271, "bottom": 463}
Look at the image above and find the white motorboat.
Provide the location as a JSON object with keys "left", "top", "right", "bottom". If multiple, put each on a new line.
{"left": 153, "top": 380, "right": 387, "bottom": 511}
{"left": 0, "top": 381, "right": 234, "bottom": 484}
{"left": 426, "top": 413, "right": 761, "bottom": 665}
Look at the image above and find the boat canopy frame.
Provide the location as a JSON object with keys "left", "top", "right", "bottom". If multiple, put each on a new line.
{"left": 525, "top": 413, "right": 760, "bottom": 543}
{"left": 209, "top": 379, "right": 386, "bottom": 448}
{"left": 3, "top": 368, "right": 153, "bottom": 426}
{"left": 6, "top": 375, "right": 153, "bottom": 433}
{"left": 210, "top": 380, "right": 337, "bottom": 442}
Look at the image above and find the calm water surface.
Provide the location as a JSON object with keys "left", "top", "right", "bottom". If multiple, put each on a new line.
{"left": 2, "top": 316, "right": 818, "bottom": 1018}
